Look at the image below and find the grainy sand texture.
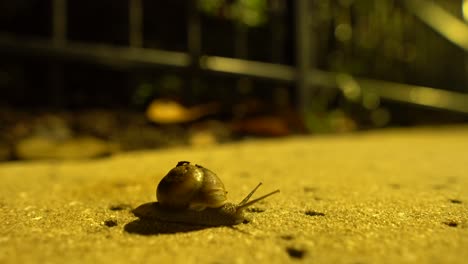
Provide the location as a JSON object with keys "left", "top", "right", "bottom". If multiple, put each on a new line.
{"left": 1, "top": 126, "right": 467, "bottom": 263}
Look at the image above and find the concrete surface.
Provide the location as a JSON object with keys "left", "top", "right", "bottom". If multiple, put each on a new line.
{"left": 0, "top": 126, "right": 467, "bottom": 263}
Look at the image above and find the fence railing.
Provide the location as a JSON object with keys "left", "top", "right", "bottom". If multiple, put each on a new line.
{"left": 1, "top": 0, "right": 467, "bottom": 115}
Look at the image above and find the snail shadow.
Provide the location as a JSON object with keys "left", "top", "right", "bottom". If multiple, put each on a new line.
{"left": 124, "top": 202, "right": 210, "bottom": 235}
{"left": 124, "top": 219, "right": 209, "bottom": 235}
{"left": 124, "top": 202, "right": 252, "bottom": 235}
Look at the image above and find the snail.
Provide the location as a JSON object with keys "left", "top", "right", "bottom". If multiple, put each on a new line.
{"left": 133, "top": 161, "right": 280, "bottom": 226}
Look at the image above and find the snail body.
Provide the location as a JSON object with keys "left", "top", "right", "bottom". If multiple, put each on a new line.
{"left": 134, "top": 161, "right": 279, "bottom": 226}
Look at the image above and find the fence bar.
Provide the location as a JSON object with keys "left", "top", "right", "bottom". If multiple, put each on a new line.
{"left": 129, "top": 0, "right": 143, "bottom": 48}
{"left": 1, "top": 33, "right": 468, "bottom": 114}
{"left": 52, "top": 0, "right": 67, "bottom": 46}
{"left": 295, "top": 0, "right": 313, "bottom": 114}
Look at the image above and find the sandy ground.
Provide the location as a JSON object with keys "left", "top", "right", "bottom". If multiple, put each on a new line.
{"left": 0, "top": 126, "right": 467, "bottom": 263}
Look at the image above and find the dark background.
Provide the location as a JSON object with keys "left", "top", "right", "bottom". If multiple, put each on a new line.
{"left": 0, "top": 0, "right": 467, "bottom": 160}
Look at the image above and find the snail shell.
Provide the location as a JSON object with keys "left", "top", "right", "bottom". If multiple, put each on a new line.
{"left": 156, "top": 161, "right": 227, "bottom": 211}
{"left": 134, "top": 161, "right": 279, "bottom": 226}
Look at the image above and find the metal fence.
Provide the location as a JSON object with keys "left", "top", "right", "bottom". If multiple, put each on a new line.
{"left": 1, "top": 0, "right": 468, "bottom": 115}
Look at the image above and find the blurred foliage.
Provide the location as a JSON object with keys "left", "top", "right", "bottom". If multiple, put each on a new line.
{"left": 198, "top": 0, "right": 268, "bottom": 27}
{"left": 311, "top": 0, "right": 466, "bottom": 92}
{"left": 0, "top": 0, "right": 467, "bottom": 130}
{"left": 299, "top": 0, "right": 468, "bottom": 130}
{"left": 132, "top": 75, "right": 184, "bottom": 107}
